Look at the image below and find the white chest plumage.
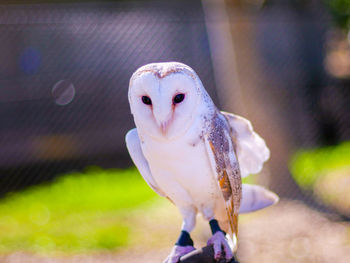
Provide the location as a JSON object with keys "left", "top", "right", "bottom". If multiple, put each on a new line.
{"left": 139, "top": 127, "right": 223, "bottom": 217}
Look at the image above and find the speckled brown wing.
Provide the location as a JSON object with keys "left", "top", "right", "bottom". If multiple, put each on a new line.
{"left": 203, "top": 111, "right": 242, "bottom": 237}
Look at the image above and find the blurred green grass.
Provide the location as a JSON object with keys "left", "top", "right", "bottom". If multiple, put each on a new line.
{"left": 0, "top": 167, "right": 158, "bottom": 254}
{"left": 290, "top": 141, "right": 350, "bottom": 190}
{"left": 0, "top": 146, "right": 323, "bottom": 256}
{"left": 289, "top": 141, "right": 350, "bottom": 216}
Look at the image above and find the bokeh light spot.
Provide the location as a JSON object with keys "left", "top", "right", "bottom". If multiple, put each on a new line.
{"left": 19, "top": 47, "right": 41, "bottom": 75}
{"left": 52, "top": 79, "right": 76, "bottom": 106}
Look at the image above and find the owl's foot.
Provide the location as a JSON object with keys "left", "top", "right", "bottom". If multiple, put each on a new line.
{"left": 207, "top": 231, "right": 233, "bottom": 262}
{"left": 207, "top": 219, "right": 234, "bottom": 262}
{"left": 164, "top": 230, "right": 195, "bottom": 263}
{"left": 163, "top": 245, "right": 195, "bottom": 263}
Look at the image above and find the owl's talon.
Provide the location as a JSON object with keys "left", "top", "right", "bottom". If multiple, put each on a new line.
{"left": 207, "top": 231, "right": 233, "bottom": 262}
{"left": 163, "top": 245, "right": 195, "bottom": 263}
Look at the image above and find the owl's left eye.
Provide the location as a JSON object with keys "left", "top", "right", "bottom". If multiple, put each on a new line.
{"left": 173, "top": 93, "right": 185, "bottom": 104}
{"left": 142, "top": 96, "right": 152, "bottom": 105}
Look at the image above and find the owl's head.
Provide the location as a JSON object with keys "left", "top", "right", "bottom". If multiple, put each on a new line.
{"left": 128, "top": 62, "right": 212, "bottom": 141}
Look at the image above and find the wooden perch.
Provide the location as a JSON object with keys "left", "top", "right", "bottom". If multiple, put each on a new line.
{"left": 179, "top": 245, "right": 239, "bottom": 263}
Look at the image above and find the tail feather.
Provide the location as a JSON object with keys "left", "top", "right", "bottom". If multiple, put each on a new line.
{"left": 239, "top": 184, "right": 279, "bottom": 213}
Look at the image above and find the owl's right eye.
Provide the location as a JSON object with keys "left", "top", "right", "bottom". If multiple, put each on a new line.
{"left": 141, "top": 96, "right": 152, "bottom": 105}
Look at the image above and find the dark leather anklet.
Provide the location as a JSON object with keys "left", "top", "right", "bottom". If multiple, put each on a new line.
{"left": 209, "top": 219, "right": 225, "bottom": 235}
{"left": 175, "top": 230, "right": 194, "bottom": 246}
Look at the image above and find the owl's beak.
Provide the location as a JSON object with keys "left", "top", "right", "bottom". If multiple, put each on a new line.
{"left": 153, "top": 104, "right": 172, "bottom": 136}
{"left": 160, "top": 121, "right": 169, "bottom": 135}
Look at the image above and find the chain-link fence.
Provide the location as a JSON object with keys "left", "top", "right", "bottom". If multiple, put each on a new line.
{"left": 0, "top": 0, "right": 219, "bottom": 193}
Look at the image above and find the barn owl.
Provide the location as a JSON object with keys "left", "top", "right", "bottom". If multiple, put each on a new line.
{"left": 126, "top": 62, "right": 278, "bottom": 263}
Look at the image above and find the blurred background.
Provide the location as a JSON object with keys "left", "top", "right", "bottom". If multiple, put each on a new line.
{"left": 0, "top": 0, "right": 349, "bottom": 262}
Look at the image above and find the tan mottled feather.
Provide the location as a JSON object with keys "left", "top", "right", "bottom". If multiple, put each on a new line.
{"left": 204, "top": 111, "right": 242, "bottom": 237}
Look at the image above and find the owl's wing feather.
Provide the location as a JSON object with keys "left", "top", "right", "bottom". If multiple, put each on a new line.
{"left": 125, "top": 128, "right": 166, "bottom": 197}
{"left": 221, "top": 111, "right": 270, "bottom": 178}
{"left": 203, "top": 113, "right": 242, "bottom": 236}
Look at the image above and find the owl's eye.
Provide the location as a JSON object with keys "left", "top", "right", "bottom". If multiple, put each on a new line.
{"left": 173, "top": 93, "right": 185, "bottom": 104}
{"left": 142, "top": 96, "right": 152, "bottom": 105}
